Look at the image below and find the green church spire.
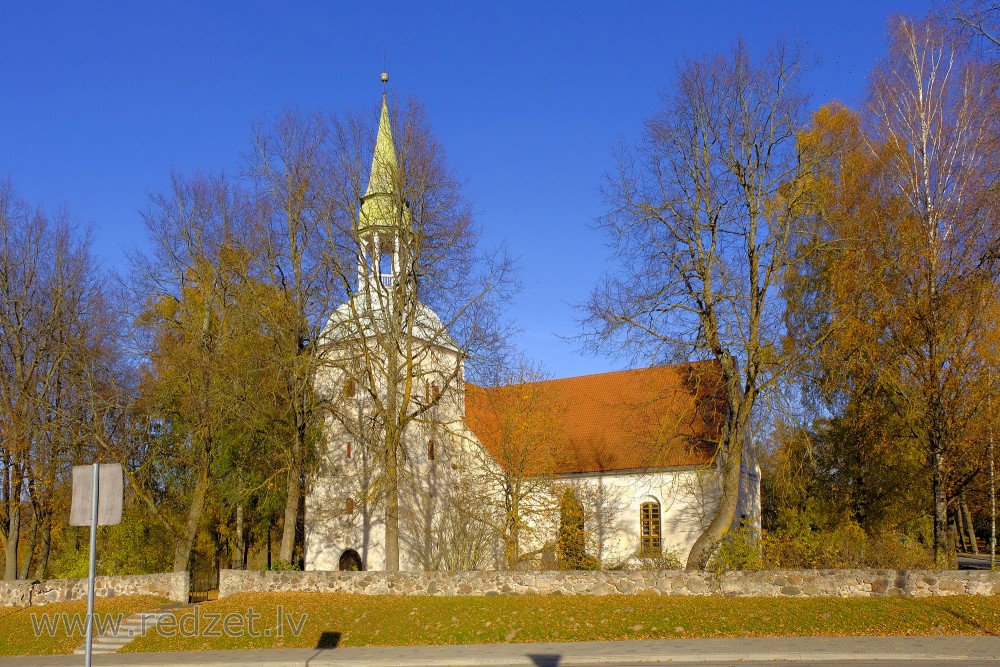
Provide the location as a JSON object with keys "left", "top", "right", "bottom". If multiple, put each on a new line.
{"left": 358, "top": 74, "right": 411, "bottom": 238}
{"left": 364, "top": 93, "right": 398, "bottom": 198}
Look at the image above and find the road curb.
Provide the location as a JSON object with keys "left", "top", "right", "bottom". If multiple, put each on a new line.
{"left": 2, "top": 636, "right": 999, "bottom": 666}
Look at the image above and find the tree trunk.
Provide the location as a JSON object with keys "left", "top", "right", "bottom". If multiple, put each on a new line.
{"left": 947, "top": 520, "right": 959, "bottom": 569}
{"left": 4, "top": 505, "right": 20, "bottom": 580}
{"left": 18, "top": 507, "right": 37, "bottom": 580}
{"left": 384, "top": 431, "right": 400, "bottom": 571}
{"left": 952, "top": 509, "right": 967, "bottom": 552}
{"left": 35, "top": 515, "right": 51, "bottom": 579}
{"left": 686, "top": 414, "right": 744, "bottom": 570}
{"left": 961, "top": 495, "right": 978, "bottom": 555}
{"left": 504, "top": 512, "right": 519, "bottom": 570}
{"left": 232, "top": 504, "right": 244, "bottom": 570}
{"left": 932, "top": 448, "right": 949, "bottom": 567}
{"left": 173, "top": 444, "right": 210, "bottom": 572}
{"left": 503, "top": 486, "right": 521, "bottom": 570}
{"left": 278, "top": 418, "right": 304, "bottom": 565}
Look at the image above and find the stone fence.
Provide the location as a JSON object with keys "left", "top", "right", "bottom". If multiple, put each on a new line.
{"left": 219, "top": 568, "right": 1000, "bottom": 599}
{"left": 3, "top": 568, "right": 995, "bottom": 606}
{"left": 0, "top": 572, "right": 189, "bottom": 608}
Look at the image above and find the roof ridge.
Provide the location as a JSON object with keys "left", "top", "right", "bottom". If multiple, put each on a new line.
{"left": 470, "top": 359, "right": 720, "bottom": 390}
{"left": 465, "top": 358, "right": 724, "bottom": 475}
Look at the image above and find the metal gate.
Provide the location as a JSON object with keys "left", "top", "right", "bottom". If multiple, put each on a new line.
{"left": 188, "top": 568, "right": 219, "bottom": 603}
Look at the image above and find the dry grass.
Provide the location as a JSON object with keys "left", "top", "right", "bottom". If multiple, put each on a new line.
{"left": 0, "top": 595, "right": 169, "bottom": 656}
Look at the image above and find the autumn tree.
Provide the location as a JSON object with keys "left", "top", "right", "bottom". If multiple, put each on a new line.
{"left": 556, "top": 487, "right": 599, "bottom": 570}
{"left": 0, "top": 180, "right": 115, "bottom": 580}
{"left": 463, "top": 357, "right": 564, "bottom": 569}
{"left": 586, "top": 40, "right": 815, "bottom": 568}
{"left": 246, "top": 110, "right": 333, "bottom": 566}
{"left": 131, "top": 172, "right": 297, "bottom": 571}
{"left": 786, "top": 13, "right": 999, "bottom": 565}
{"left": 206, "top": 269, "right": 301, "bottom": 569}
{"left": 781, "top": 103, "right": 934, "bottom": 541}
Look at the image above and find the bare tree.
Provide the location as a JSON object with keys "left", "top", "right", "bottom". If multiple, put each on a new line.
{"left": 0, "top": 180, "right": 109, "bottom": 579}
{"left": 316, "top": 94, "right": 514, "bottom": 571}
{"left": 586, "top": 39, "right": 814, "bottom": 569}
{"left": 464, "top": 357, "right": 564, "bottom": 569}
{"left": 952, "top": 1, "right": 1000, "bottom": 52}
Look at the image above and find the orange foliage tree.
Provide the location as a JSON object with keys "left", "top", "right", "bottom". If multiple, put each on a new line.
{"left": 788, "top": 14, "right": 999, "bottom": 564}
{"left": 464, "top": 359, "right": 565, "bottom": 569}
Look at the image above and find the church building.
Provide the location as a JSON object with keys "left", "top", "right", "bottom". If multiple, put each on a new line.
{"left": 303, "top": 84, "right": 761, "bottom": 572}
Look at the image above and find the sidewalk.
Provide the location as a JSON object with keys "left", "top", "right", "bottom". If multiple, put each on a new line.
{"left": 2, "top": 636, "right": 999, "bottom": 666}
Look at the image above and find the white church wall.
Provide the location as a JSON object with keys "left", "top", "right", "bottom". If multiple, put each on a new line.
{"left": 549, "top": 467, "right": 721, "bottom": 568}
{"left": 307, "top": 380, "right": 753, "bottom": 573}
{"left": 306, "top": 338, "right": 491, "bottom": 572}
{"left": 734, "top": 456, "right": 762, "bottom": 533}
{"left": 305, "top": 410, "right": 387, "bottom": 571}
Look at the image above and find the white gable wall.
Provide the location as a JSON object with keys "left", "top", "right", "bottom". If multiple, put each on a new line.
{"left": 524, "top": 467, "right": 720, "bottom": 568}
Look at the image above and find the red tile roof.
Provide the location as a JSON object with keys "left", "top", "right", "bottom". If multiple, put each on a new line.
{"left": 465, "top": 360, "right": 726, "bottom": 475}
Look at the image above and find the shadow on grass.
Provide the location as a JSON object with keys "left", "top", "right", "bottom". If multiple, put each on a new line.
{"left": 528, "top": 655, "right": 561, "bottom": 666}
{"left": 316, "top": 631, "right": 341, "bottom": 648}
{"left": 930, "top": 602, "right": 999, "bottom": 637}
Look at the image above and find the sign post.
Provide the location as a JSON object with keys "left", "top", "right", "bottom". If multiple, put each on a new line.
{"left": 85, "top": 465, "right": 99, "bottom": 666}
{"left": 70, "top": 463, "right": 123, "bottom": 667}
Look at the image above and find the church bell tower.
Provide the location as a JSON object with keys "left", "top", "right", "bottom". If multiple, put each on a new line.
{"left": 357, "top": 72, "right": 412, "bottom": 293}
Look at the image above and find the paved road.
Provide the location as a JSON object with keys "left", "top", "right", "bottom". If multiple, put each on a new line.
{"left": 959, "top": 553, "right": 997, "bottom": 570}
{"left": 531, "top": 664, "right": 1000, "bottom": 667}
{"left": 2, "top": 636, "right": 999, "bottom": 666}
{"left": 522, "top": 663, "right": 1000, "bottom": 666}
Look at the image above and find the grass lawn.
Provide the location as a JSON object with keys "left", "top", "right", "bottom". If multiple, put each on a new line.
{"left": 0, "top": 595, "right": 169, "bottom": 656}
{"left": 124, "top": 592, "right": 1000, "bottom": 653}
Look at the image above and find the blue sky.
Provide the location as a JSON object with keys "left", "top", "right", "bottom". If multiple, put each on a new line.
{"left": 0, "top": 1, "right": 934, "bottom": 379}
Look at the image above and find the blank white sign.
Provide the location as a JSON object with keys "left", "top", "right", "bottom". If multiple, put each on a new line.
{"left": 69, "top": 464, "right": 123, "bottom": 526}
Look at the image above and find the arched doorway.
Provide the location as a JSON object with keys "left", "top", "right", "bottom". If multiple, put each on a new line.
{"left": 338, "top": 549, "right": 363, "bottom": 571}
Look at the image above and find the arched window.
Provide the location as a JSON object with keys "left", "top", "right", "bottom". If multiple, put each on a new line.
{"left": 640, "top": 501, "right": 661, "bottom": 556}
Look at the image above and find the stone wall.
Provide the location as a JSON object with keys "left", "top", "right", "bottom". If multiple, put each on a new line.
{"left": 0, "top": 572, "right": 189, "bottom": 607}
{"left": 219, "top": 568, "right": 1000, "bottom": 599}
{"left": 0, "top": 579, "right": 36, "bottom": 607}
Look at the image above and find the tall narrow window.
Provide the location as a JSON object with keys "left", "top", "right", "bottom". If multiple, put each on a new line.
{"left": 427, "top": 440, "right": 435, "bottom": 461}
{"left": 345, "top": 498, "right": 354, "bottom": 514}
{"left": 346, "top": 441, "right": 352, "bottom": 459}
{"left": 640, "top": 501, "right": 661, "bottom": 555}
